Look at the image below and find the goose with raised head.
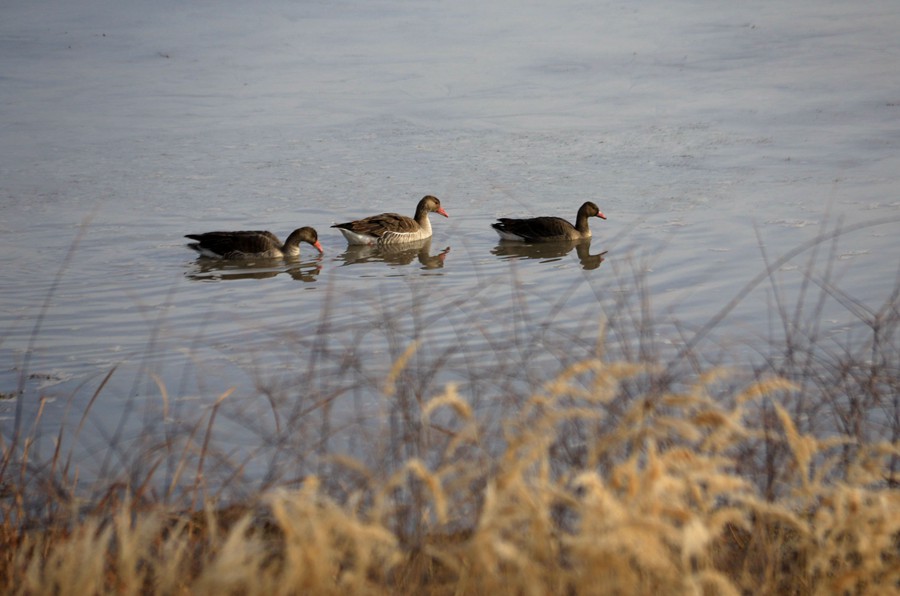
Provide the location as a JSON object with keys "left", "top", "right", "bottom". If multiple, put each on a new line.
{"left": 185, "top": 227, "right": 323, "bottom": 259}
{"left": 491, "top": 201, "right": 606, "bottom": 242}
{"left": 332, "top": 195, "right": 448, "bottom": 245}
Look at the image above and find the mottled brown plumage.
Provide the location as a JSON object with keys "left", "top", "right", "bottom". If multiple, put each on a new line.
{"left": 185, "top": 227, "right": 323, "bottom": 258}
{"left": 491, "top": 201, "right": 606, "bottom": 242}
{"left": 332, "top": 195, "right": 448, "bottom": 245}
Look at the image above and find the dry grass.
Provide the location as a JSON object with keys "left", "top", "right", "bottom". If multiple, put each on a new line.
{"left": 2, "top": 351, "right": 898, "bottom": 595}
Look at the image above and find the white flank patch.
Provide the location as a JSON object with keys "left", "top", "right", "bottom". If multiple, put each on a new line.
{"left": 493, "top": 229, "right": 527, "bottom": 242}
{"left": 336, "top": 228, "right": 379, "bottom": 245}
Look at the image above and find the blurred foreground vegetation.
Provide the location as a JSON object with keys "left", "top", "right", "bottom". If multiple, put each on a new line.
{"left": 2, "top": 350, "right": 898, "bottom": 594}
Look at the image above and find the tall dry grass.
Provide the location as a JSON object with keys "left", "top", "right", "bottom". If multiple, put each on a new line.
{"left": 2, "top": 219, "right": 899, "bottom": 594}
{"left": 2, "top": 346, "right": 899, "bottom": 594}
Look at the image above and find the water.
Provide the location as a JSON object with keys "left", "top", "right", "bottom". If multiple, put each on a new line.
{"left": 2, "top": 0, "right": 899, "bottom": 494}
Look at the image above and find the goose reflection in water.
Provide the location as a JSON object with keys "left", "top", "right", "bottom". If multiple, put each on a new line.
{"left": 491, "top": 239, "right": 607, "bottom": 270}
{"left": 185, "top": 257, "right": 323, "bottom": 282}
{"left": 336, "top": 237, "right": 450, "bottom": 270}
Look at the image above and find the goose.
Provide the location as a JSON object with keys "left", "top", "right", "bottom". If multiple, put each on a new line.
{"left": 491, "top": 201, "right": 605, "bottom": 242}
{"left": 185, "top": 227, "right": 323, "bottom": 258}
{"left": 332, "top": 195, "right": 448, "bottom": 245}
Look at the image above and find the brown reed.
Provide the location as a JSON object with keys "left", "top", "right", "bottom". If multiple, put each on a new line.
{"left": 2, "top": 351, "right": 898, "bottom": 595}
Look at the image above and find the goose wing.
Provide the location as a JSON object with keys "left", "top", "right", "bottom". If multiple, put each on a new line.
{"left": 492, "top": 216, "right": 574, "bottom": 241}
{"left": 332, "top": 213, "right": 419, "bottom": 239}
{"left": 185, "top": 230, "right": 280, "bottom": 255}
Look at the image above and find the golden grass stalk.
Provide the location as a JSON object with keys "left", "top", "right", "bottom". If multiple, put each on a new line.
{"left": 3, "top": 356, "right": 899, "bottom": 595}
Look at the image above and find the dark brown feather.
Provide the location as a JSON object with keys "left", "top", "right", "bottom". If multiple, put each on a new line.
{"left": 332, "top": 213, "right": 417, "bottom": 238}
{"left": 492, "top": 216, "right": 576, "bottom": 241}
{"left": 186, "top": 230, "right": 281, "bottom": 255}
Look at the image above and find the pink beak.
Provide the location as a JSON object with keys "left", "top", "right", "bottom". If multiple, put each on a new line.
{"left": 437, "top": 207, "right": 449, "bottom": 218}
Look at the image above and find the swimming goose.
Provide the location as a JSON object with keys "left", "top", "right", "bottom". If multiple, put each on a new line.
{"left": 185, "top": 227, "right": 323, "bottom": 258}
{"left": 491, "top": 201, "right": 605, "bottom": 242}
{"left": 332, "top": 195, "right": 448, "bottom": 245}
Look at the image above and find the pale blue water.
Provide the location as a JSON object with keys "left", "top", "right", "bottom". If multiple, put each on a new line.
{"left": 1, "top": 0, "right": 898, "bottom": 496}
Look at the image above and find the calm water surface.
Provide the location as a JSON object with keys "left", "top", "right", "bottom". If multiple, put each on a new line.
{"left": 1, "top": 0, "right": 898, "bottom": 491}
